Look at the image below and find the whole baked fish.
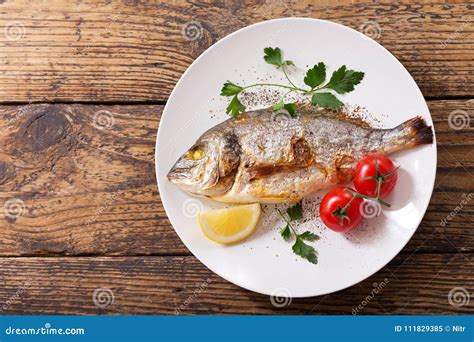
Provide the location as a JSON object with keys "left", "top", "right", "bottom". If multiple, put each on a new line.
{"left": 167, "top": 105, "right": 433, "bottom": 203}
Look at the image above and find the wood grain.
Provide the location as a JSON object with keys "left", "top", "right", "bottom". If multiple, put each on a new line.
{"left": 0, "top": 0, "right": 472, "bottom": 102}
{"left": 0, "top": 254, "right": 471, "bottom": 315}
{"left": 0, "top": 0, "right": 472, "bottom": 317}
{"left": 0, "top": 100, "right": 472, "bottom": 256}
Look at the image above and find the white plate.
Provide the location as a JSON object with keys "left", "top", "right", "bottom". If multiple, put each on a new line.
{"left": 155, "top": 18, "right": 436, "bottom": 297}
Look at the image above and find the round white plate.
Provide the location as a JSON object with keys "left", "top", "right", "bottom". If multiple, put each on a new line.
{"left": 155, "top": 18, "right": 436, "bottom": 297}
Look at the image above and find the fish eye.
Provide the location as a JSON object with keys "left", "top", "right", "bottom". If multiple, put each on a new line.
{"left": 188, "top": 146, "right": 205, "bottom": 160}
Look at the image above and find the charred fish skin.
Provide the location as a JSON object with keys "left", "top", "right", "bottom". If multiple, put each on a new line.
{"left": 167, "top": 106, "right": 433, "bottom": 203}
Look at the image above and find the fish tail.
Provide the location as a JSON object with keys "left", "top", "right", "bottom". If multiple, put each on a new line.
{"left": 378, "top": 116, "right": 433, "bottom": 155}
{"left": 385, "top": 116, "right": 433, "bottom": 149}
{"left": 399, "top": 116, "right": 434, "bottom": 145}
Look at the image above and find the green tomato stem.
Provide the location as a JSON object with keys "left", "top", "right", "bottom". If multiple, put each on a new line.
{"left": 340, "top": 192, "right": 358, "bottom": 214}
{"left": 344, "top": 189, "right": 391, "bottom": 207}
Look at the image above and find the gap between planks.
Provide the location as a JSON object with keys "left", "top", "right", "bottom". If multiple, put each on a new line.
{"left": 0, "top": 250, "right": 471, "bottom": 259}
{"left": 0, "top": 95, "right": 472, "bottom": 106}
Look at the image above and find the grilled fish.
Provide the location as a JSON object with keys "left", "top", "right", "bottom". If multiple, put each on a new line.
{"left": 167, "top": 105, "right": 433, "bottom": 203}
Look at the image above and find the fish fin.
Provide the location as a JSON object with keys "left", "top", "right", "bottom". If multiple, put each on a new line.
{"left": 247, "top": 136, "right": 314, "bottom": 181}
{"left": 400, "top": 116, "right": 434, "bottom": 145}
{"left": 218, "top": 133, "right": 241, "bottom": 177}
{"left": 291, "top": 137, "right": 314, "bottom": 166}
{"left": 297, "top": 103, "right": 371, "bottom": 128}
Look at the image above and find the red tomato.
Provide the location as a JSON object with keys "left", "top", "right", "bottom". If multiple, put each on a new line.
{"left": 353, "top": 155, "right": 398, "bottom": 199}
{"left": 319, "top": 186, "right": 363, "bottom": 233}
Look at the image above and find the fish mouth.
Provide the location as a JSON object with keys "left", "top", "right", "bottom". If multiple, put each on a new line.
{"left": 167, "top": 165, "right": 187, "bottom": 182}
{"left": 167, "top": 159, "right": 238, "bottom": 198}
{"left": 166, "top": 157, "right": 217, "bottom": 194}
{"left": 166, "top": 167, "right": 196, "bottom": 193}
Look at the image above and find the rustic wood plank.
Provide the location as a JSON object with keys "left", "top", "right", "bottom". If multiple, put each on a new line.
{"left": 0, "top": 1, "right": 472, "bottom": 102}
{"left": 0, "top": 254, "right": 471, "bottom": 314}
{"left": 0, "top": 100, "right": 472, "bottom": 256}
{"left": 0, "top": 104, "right": 173, "bottom": 256}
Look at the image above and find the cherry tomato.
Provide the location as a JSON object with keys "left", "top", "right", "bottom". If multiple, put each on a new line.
{"left": 319, "top": 186, "right": 363, "bottom": 233}
{"left": 353, "top": 155, "right": 398, "bottom": 199}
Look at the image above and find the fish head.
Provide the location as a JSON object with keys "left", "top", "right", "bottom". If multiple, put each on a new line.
{"left": 167, "top": 131, "right": 240, "bottom": 197}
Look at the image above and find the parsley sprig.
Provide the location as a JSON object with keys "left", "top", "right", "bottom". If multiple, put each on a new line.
{"left": 278, "top": 202, "right": 319, "bottom": 264}
{"left": 221, "top": 47, "right": 365, "bottom": 118}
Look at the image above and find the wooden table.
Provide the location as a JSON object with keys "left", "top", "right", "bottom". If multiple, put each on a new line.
{"left": 0, "top": 1, "right": 472, "bottom": 315}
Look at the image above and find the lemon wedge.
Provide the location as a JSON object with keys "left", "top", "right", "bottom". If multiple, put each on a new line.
{"left": 198, "top": 204, "right": 261, "bottom": 245}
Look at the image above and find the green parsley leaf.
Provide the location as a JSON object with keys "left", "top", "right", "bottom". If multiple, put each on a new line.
{"left": 273, "top": 101, "right": 297, "bottom": 117}
{"left": 286, "top": 202, "right": 303, "bottom": 221}
{"left": 221, "top": 81, "right": 243, "bottom": 96}
{"left": 304, "top": 62, "right": 326, "bottom": 89}
{"left": 311, "top": 92, "right": 344, "bottom": 109}
{"left": 298, "top": 231, "right": 320, "bottom": 242}
{"left": 326, "top": 65, "right": 364, "bottom": 94}
{"left": 283, "top": 103, "right": 297, "bottom": 117}
{"left": 272, "top": 100, "right": 284, "bottom": 112}
{"left": 263, "top": 47, "right": 283, "bottom": 67}
{"left": 285, "top": 60, "right": 295, "bottom": 66}
{"left": 280, "top": 224, "right": 292, "bottom": 241}
{"left": 278, "top": 202, "right": 319, "bottom": 265}
{"left": 226, "top": 95, "right": 245, "bottom": 118}
{"left": 292, "top": 238, "right": 318, "bottom": 264}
